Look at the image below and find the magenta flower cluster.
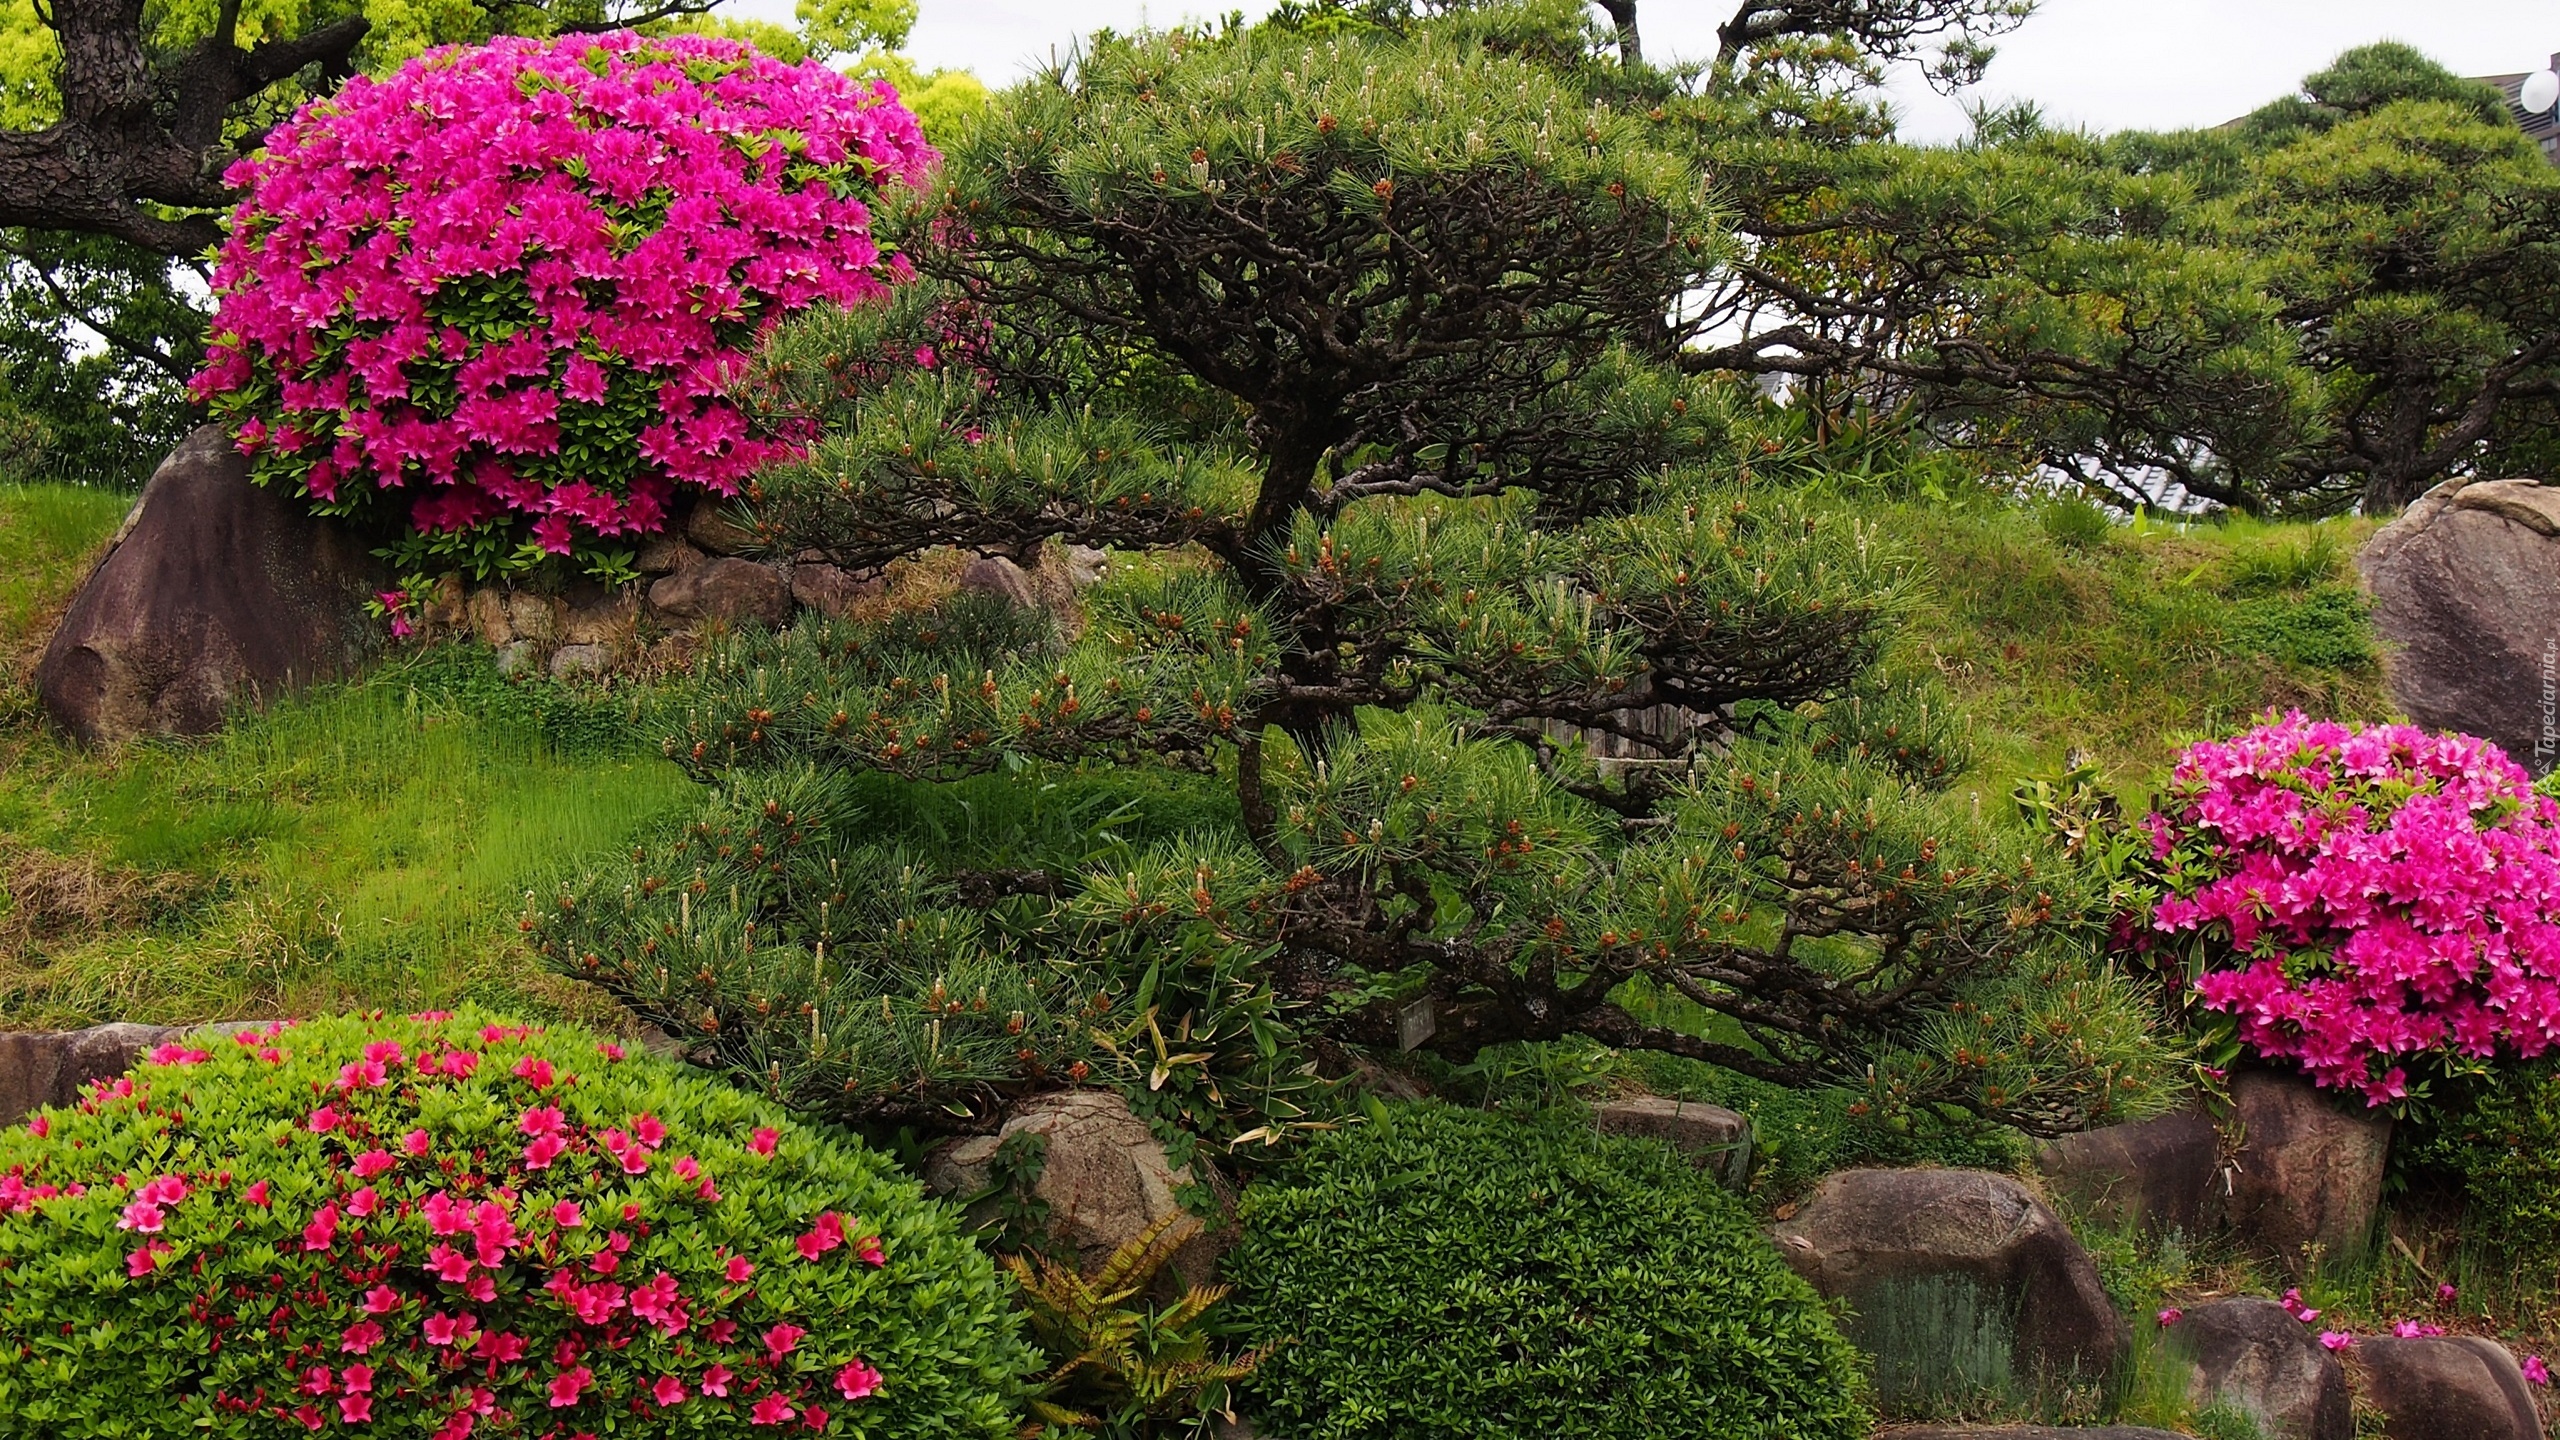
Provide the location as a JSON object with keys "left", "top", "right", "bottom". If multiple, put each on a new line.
{"left": 191, "top": 30, "right": 934, "bottom": 572}
{"left": 2145, "top": 712, "right": 2560, "bottom": 1105}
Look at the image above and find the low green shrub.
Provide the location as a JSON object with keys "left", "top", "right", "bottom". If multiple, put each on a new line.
{"left": 1221, "top": 1103, "right": 1870, "bottom": 1440}
{"left": 0, "top": 1009, "right": 1034, "bottom": 1437}
{"left": 2404, "top": 1058, "right": 2560, "bottom": 1272}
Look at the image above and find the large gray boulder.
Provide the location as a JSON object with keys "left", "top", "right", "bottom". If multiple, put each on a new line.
{"left": 35, "top": 426, "right": 387, "bottom": 745}
{"left": 2172, "top": 1297, "right": 2351, "bottom": 1440}
{"left": 2227, "top": 1070, "right": 2391, "bottom": 1273}
{"left": 2355, "top": 1335, "right": 2544, "bottom": 1440}
{"left": 2033, "top": 1109, "right": 2221, "bottom": 1236}
{"left": 2358, "top": 476, "right": 2560, "bottom": 774}
{"left": 1772, "top": 1167, "right": 2127, "bottom": 1381}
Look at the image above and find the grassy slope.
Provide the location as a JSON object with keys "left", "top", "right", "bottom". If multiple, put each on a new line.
{"left": 0, "top": 483, "right": 691, "bottom": 1027}
{"left": 1897, "top": 499, "right": 2389, "bottom": 806}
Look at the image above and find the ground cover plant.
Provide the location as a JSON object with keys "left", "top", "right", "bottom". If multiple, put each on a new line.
{"left": 192, "top": 29, "right": 936, "bottom": 585}
{"left": 1221, "top": 1101, "right": 1870, "bottom": 1440}
{"left": 0, "top": 1009, "right": 1035, "bottom": 1436}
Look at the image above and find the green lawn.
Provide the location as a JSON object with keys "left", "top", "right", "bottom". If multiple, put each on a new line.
{"left": 0, "top": 482, "right": 690, "bottom": 1028}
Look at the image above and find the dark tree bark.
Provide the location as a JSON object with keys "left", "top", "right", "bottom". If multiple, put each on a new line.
{"left": 0, "top": 0, "right": 370, "bottom": 254}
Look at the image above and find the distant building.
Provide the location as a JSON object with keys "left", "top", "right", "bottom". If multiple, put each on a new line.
{"left": 2477, "top": 55, "right": 2560, "bottom": 165}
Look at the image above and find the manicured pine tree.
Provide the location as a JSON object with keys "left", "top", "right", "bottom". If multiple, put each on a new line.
{"left": 542, "top": 0, "right": 2170, "bottom": 1141}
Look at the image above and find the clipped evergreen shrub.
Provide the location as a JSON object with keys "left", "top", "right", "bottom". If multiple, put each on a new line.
{"left": 1221, "top": 1103, "right": 1870, "bottom": 1440}
{"left": 0, "top": 1010, "right": 1034, "bottom": 1438}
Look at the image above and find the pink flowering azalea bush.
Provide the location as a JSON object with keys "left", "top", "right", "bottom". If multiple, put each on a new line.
{"left": 0, "top": 1011, "right": 1032, "bottom": 1437}
{"left": 192, "top": 31, "right": 934, "bottom": 581}
{"left": 2145, "top": 711, "right": 2560, "bottom": 1105}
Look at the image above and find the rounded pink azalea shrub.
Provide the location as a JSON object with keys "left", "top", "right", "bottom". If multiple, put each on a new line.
{"left": 192, "top": 31, "right": 934, "bottom": 580}
{"left": 0, "top": 1011, "right": 1032, "bottom": 1437}
{"left": 2145, "top": 711, "right": 2560, "bottom": 1105}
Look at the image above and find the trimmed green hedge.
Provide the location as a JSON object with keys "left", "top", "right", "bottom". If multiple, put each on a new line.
{"left": 1223, "top": 1103, "right": 1869, "bottom": 1440}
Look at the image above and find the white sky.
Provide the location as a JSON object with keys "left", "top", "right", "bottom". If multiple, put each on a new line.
{"left": 728, "top": 0, "right": 2560, "bottom": 144}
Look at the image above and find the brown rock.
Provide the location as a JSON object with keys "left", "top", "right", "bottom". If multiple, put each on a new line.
{"left": 2227, "top": 1070, "right": 2391, "bottom": 1272}
{"left": 1592, "top": 1095, "right": 1751, "bottom": 1189}
{"left": 2172, "top": 1297, "right": 2351, "bottom": 1440}
{"left": 504, "top": 591, "right": 558, "bottom": 646}
{"left": 2356, "top": 1335, "right": 2544, "bottom": 1440}
{"left": 1066, "top": 545, "right": 1111, "bottom": 587}
{"left": 636, "top": 534, "right": 703, "bottom": 576}
{"left": 559, "top": 587, "right": 638, "bottom": 648}
{"left": 467, "top": 588, "right": 514, "bottom": 647}
{"left": 2034, "top": 1109, "right": 2221, "bottom": 1236}
{"left": 549, "top": 644, "right": 610, "bottom": 680}
{"left": 686, "top": 503, "right": 760, "bottom": 556}
{"left": 2358, "top": 476, "right": 2560, "bottom": 774}
{"left": 790, "top": 562, "right": 882, "bottom": 618}
{"left": 957, "top": 555, "right": 1039, "bottom": 608}
{"left": 0, "top": 1022, "right": 262, "bottom": 1125}
{"left": 35, "top": 427, "right": 388, "bottom": 745}
{"left": 647, "top": 558, "right": 791, "bottom": 629}
{"left": 1772, "top": 1167, "right": 2127, "bottom": 1380}
{"left": 422, "top": 573, "right": 467, "bottom": 632}
{"left": 923, "top": 1089, "right": 1223, "bottom": 1287}
{"left": 493, "top": 640, "right": 537, "bottom": 676}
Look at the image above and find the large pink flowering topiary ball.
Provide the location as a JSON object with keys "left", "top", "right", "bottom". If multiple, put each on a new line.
{"left": 0, "top": 1011, "right": 1032, "bottom": 1437}
{"left": 191, "top": 30, "right": 935, "bottom": 579}
{"left": 2146, "top": 711, "right": 2560, "bottom": 1105}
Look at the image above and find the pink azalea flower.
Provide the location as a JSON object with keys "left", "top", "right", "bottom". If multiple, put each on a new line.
{"left": 764, "top": 1323, "right": 806, "bottom": 1359}
{"left": 2319, "top": 1331, "right": 2354, "bottom": 1351}
{"left": 552, "top": 1200, "right": 583, "bottom": 1228}
{"left": 2525, "top": 1354, "right": 2551, "bottom": 1386}
{"left": 340, "top": 1321, "right": 384, "bottom": 1353}
{"left": 522, "top": 1134, "right": 566, "bottom": 1170}
{"left": 700, "top": 1363, "right": 734, "bottom": 1397}
{"left": 512, "top": 1056, "right": 555, "bottom": 1089}
{"left": 402, "top": 1128, "right": 432, "bottom": 1156}
{"left": 338, "top": 1395, "right": 372, "bottom": 1424}
{"left": 547, "top": 1365, "right": 592, "bottom": 1407}
{"left": 352, "top": 1149, "right": 396, "bottom": 1178}
{"left": 245, "top": 1179, "right": 272, "bottom": 1208}
{"left": 726, "top": 1255, "right": 754, "bottom": 1283}
{"left": 750, "top": 1127, "right": 779, "bottom": 1156}
{"left": 2156, "top": 1307, "right": 2182, "bottom": 1326}
{"left": 362, "top": 1285, "right": 401, "bottom": 1314}
{"left": 750, "top": 1393, "right": 795, "bottom": 1425}
{"left": 652, "top": 1376, "right": 688, "bottom": 1406}
{"left": 796, "top": 1211, "right": 845, "bottom": 1261}
{"left": 834, "top": 1359, "right": 882, "bottom": 1401}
